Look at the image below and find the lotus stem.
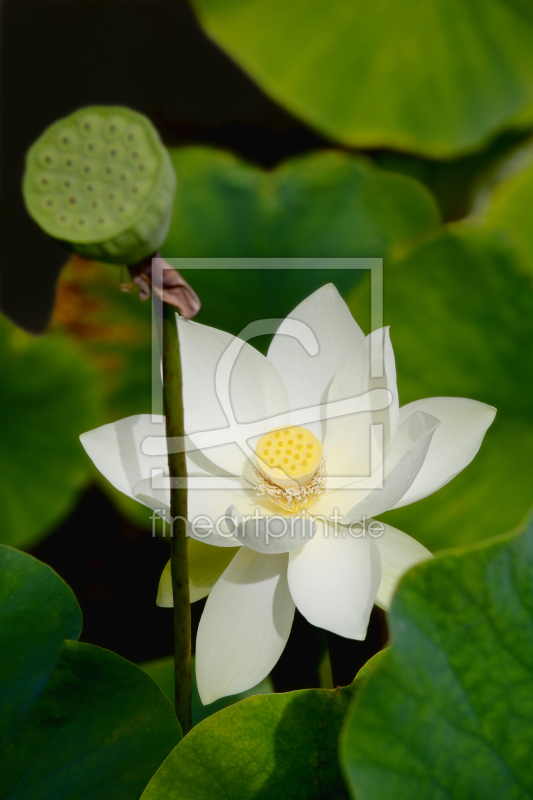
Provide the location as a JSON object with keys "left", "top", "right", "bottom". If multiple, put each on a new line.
{"left": 162, "top": 301, "right": 192, "bottom": 735}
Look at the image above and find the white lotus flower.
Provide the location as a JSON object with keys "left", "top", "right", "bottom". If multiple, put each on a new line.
{"left": 80, "top": 285, "right": 495, "bottom": 704}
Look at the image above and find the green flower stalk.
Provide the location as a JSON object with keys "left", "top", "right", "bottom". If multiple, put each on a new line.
{"left": 162, "top": 299, "right": 192, "bottom": 733}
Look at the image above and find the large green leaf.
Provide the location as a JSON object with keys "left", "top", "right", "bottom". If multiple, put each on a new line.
{"left": 141, "top": 654, "right": 273, "bottom": 727}
{"left": 348, "top": 228, "right": 533, "bottom": 552}
{"left": 0, "top": 545, "right": 181, "bottom": 799}
{"left": 0, "top": 314, "right": 102, "bottom": 548}
{"left": 341, "top": 514, "right": 533, "bottom": 800}
{"left": 191, "top": 0, "right": 533, "bottom": 157}
{"left": 164, "top": 147, "right": 439, "bottom": 259}
{"left": 141, "top": 652, "right": 385, "bottom": 800}
{"left": 162, "top": 146, "right": 440, "bottom": 338}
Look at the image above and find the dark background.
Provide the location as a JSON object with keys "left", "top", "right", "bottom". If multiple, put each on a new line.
{"left": 2, "top": 0, "right": 387, "bottom": 691}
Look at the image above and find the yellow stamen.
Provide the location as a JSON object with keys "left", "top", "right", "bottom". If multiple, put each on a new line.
{"left": 253, "top": 457, "right": 327, "bottom": 513}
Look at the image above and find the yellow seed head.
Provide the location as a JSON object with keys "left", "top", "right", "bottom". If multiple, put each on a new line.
{"left": 255, "top": 426, "right": 323, "bottom": 488}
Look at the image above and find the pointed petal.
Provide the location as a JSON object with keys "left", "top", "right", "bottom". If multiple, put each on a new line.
{"left": 322, "top": 337, "right": 372, "bottom": 480}
{"left": 341, "top": 409, "right": 440, "bottom": 523}
{"left": 267, "top": 285, "right": 365, "bottom": 439}
{"left": 366, "top": 327, "right": 399, "bottom": 454}
{"left": 311, "top": 409, "right": 440, "bottom": 522}
{"left": 323, "top": 327, "right": 399, "bottom": 483}
{"left": 156, "top": 561, "right": 173, "bottom": 606}
{"left": 80, "top": 414, "right": 191, "bottom": 501}
{"left": 178, "top": 317, "right": 290, "bottom": 476}
{"left": 287, "top": 522, "right": 381, "bottom": 639}
{"left": 373, "top": 522, "right": 433, "bottom": 610}
{"left": 392, "top": 397, "right": 496, "bottom": 509}
{"left": 196, "top": 549, "right": 294, "bottom": 704}
{"left": 157, "top": 540, "right": 238, "bottom": 606}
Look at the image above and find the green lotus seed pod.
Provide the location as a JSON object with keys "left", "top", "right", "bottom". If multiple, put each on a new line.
{"left": 23, "top": 106, "right": 176, "bottom": 265}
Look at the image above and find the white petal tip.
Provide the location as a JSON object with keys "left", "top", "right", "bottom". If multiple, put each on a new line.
{"left": 156, "top": 598, "right": 173, "bottom": 609}
{"left": 323, "top": 623, "right": 369, "bottom": 641}
{"left": 197, "top": 688, "right": 218, "bottom": 706}
{"left": 156, "top": 562, "right": 173, "bottom": 607}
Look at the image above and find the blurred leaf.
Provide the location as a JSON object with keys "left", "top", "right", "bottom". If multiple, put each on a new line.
{"left": 164, "top": 147, "right": 440, "bottom": 258}
{"left": 341, "top": 514, "right": 533, "bottom": 800}
{"left": 52, "top": 256, "right": 153, "bottom": 421}
{"left": 141, "top": 651, "right": 385, "bottom": 800}
{"left": 162, "top": 146, "right": 440, "bottom": 338}
{"left": 141, "top": 654, "right": 273, "bottom": 727}
{"left": 0, "top": 544, "right": 181, "bottom": 800}
{"left": 349, "top": 229, "right": 533, "bottom": 552}
{"left": 375, "top": 129, "right": 531, "bottom": 222}
{"left": 51, "top": 256, "right": 157, "bottom": 529}
{"left": 0, "top": 314, "right": 102, "bottom": 548}
{"left": 191, "top": 0, "right": 533, "bottom": 157}
{"left": 483, "top": 144, "right": 533, "bottom": 272}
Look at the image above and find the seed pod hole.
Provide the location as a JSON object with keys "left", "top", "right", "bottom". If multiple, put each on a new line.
{"left": 105, "top": 118, "right": 123, "bottom": 139}
{"left": 57, "top": 129, "right": 77, "bottom": 151}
